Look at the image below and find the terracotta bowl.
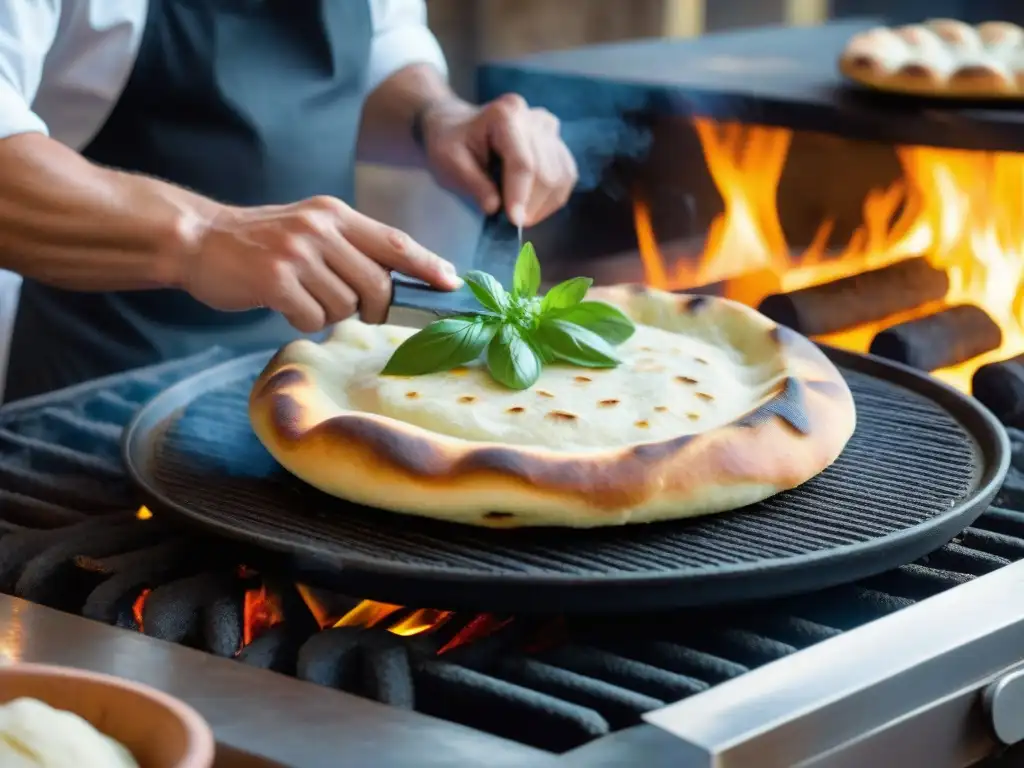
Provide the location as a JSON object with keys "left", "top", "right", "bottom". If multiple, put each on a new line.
{"left": 0, "top": 663, "right": 215, "bottom": 767}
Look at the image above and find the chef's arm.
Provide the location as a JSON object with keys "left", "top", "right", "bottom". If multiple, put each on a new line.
{"left": 0, "top": 0, "right": 210, "bottom": 291}
{"left": 0, "top": 132, "right": 214, "bottom": 291}
{"left": 356, "top": 0, "right": 462, "bottom": 166}
{"left": 358, "top": 64, "right": 460, "bottom": 166}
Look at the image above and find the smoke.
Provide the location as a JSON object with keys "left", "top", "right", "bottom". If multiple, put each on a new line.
{"left": 562, "top": 117, "right": 652, "bottom": 192}
{"left": 477, "top": 67, "right": 654, "bottom": 195}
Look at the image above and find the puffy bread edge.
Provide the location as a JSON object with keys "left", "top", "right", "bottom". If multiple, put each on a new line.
{"left": 249, "top": 285, "right": 857, "bottom": 528}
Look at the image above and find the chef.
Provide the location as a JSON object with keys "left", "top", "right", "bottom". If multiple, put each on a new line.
{"left": 0, "top": 0, "right": 577, "bottom": 401}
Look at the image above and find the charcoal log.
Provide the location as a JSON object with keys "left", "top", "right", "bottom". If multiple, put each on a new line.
{"left": 973, "top": 354, "right": 1024, "bottom": 428}
{"left": 869, "top": 305, "right": 1002, "bottom": 372}
{"left": 758, "top": 258, "right": 949, "bottom": 336}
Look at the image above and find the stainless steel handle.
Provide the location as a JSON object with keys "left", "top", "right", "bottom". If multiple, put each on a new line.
{"left": 986, "top": 666, "right": 1024, "bottom": 746}
{"left": 642, "top": 558, "right": 1024, "bottom": 768}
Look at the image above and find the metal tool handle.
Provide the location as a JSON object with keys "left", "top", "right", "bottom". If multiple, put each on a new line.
{"left": 488, "top": 153, "right": 522, "bottom": 238}
{"left": 488, "top": 153, "right": 505, "bottom": 195}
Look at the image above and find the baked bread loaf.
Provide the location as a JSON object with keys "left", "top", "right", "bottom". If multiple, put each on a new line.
{"left": 840, "top": 19, "right": 1024, "bottom": 97}
{"left": 249, "top": 285, "right": 856, "bottom": 528}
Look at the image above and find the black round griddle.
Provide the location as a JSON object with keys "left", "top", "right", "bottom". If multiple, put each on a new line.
{"left": 122, "top": 346, "right": 1008, "bottom": 614}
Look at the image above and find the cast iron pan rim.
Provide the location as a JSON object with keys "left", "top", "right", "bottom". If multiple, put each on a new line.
{"left": 121, "top": 343, "right": 1010, "bottom": 597}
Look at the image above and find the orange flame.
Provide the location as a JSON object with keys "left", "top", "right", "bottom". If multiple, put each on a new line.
{"left": 635, "top": 118, "right": 1024, "bottom": 392}
{"left": 294, "top": 583, "right": 335, "bottom": 629}
{"left": 132, "top": 588, "right": 151, "bottom": 631}
{"left": 331, "top": 600, "right": 450, "bottom": 638}
{"left": 295, "top": 590, "right": 511, "bottom": 650}
{"left": 137, "top": 580, "right": 514, "bottom": 655}
{"left": 110, "top": 584, "right": 520, "bottom": 654}
{"left": 135, "top": 506, "right": 153, "bottom": 521}
{"left": 389, "top": 609, "right": 454, "bottom": 637}
{"left": 333, "top": 599, "right": 404, "bottom": 630}
{"left": 242, "top": 585, "right": 285, "bottom": 647}
{"left": 436, "top": 614, "right": 513, "bottom": 655}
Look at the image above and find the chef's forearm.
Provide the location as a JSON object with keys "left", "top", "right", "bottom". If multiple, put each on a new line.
{"left": 0, "top": 132, "right": 216, "bottom": 291}
{"left": 356, "top": 63, "right": 463, "bottom": 166}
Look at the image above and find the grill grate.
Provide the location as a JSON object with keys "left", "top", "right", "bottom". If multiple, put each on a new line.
{"left": 0, "top": 349, "right": 1020, "bottom": 753}
{"left": 124, "top": 350, "right": 995, "bottom": 611}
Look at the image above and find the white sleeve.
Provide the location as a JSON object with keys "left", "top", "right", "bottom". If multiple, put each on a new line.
{"left": 367, "top": 0, "right": 448, "bottom": 93}
{"left": 0, "top": 0, "right": 60, "bottom": 139}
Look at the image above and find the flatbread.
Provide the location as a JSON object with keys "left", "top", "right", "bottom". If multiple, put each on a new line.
{"left": 249, "top": 285, "right": 856, "bottom": 528}
{"left": 839, "top": 20, "right": 1024, "bottom": 98}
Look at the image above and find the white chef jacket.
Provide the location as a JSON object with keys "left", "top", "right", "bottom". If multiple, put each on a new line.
{"left": 0, "top": 0, "right": 448, "bottom": 151}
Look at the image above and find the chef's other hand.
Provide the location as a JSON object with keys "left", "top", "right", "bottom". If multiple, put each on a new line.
{"left": 421, "top": 94, "right": 578, "bottom": 228}
{"left": 180, "top": 196, "right": 462, "bottom": 332}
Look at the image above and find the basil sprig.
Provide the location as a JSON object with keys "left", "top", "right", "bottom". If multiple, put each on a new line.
{"left": 381, "top": 242, "right": 636, "bottom": 390}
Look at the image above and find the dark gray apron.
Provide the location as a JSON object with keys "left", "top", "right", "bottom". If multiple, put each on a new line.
{"left": 5, "top": 0, "right": 372, "bottom": 400}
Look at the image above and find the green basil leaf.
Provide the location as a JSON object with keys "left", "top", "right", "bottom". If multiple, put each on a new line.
{"left": 487, "top": 324, "right": 542, "bottom": 390}
{"left": 512, "top": 241, "right": 542, "bottom": 298}
{"left": 535, "top": 318, "right": 621, "bottom": 368}
{"left": 550, "top": 301, "right": 635, "bottom": 346}
{"left": 382, "top": 316, "right": 497, "bottom": 376}
{"left": 540, "top": 276, "right": 592, "bottom": 315}
{"left": 524, "top": 332, "right": 555, "bottom": 364}
{"left": 463, "top": 270, "right": 509, "bottom": 315}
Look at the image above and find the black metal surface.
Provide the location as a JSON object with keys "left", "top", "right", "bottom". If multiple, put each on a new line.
{"left": 478, "top": 18, "right": 1024, "bottom": 154}
{"left": 121, "top": 346, "right": 1008, "bottom": 613}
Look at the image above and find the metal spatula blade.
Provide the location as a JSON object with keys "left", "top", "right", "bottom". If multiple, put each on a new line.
{"left": 389, "top": 276, "right": 483, "bottom": 315}
{"left": 388, "top": 153, "right": 520, "bottom": 316}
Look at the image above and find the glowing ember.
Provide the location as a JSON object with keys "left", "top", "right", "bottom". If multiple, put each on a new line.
{"left": 436, "top": 614, "right": 513, "bottom": 655}
{"left": 242, "top": 586, "right": 285, "bottom": 647}
{"left": 133, "top": 582, "right": 494, "bottom": 652}
{"left": 132, "top": 588, "right": 150, "bottom": 632}
{"left": 333, "top": 599, "right": 404, "bottom": 630}
{"left": 331, "top": 600, "right": 451, "bottom": 637}
{"left": 389, "top": 608, "right": 453, "bottom": 637}
{"left": 298, "top": 593, "right": 508, "bottom": 649}
{"left": 635, "top": 118, "right": 1024, "bottom": 393}
{"left": 135, "top": 506, "right": 153, "bottom": 520}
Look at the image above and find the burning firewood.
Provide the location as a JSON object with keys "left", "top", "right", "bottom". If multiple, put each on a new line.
{"left": 972, "top": 355, "right": 1024, "bottom": 428}
{"left": 869, "top": 304, "right": 1002, "bottom": 372}
{"left": 758, "top": 257, "right": 949, "bottom": 337}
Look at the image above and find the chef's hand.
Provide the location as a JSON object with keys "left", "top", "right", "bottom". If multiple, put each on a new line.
{"left": 180, "top": 197, "right": 462, "bottom": 332}
{"left": 420, "top": 94, "right": 578, "bottom": 228}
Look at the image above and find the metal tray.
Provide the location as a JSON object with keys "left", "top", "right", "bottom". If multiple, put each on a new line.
{"left": 122, "top": 346, "right": 1009, "bottom": 613}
